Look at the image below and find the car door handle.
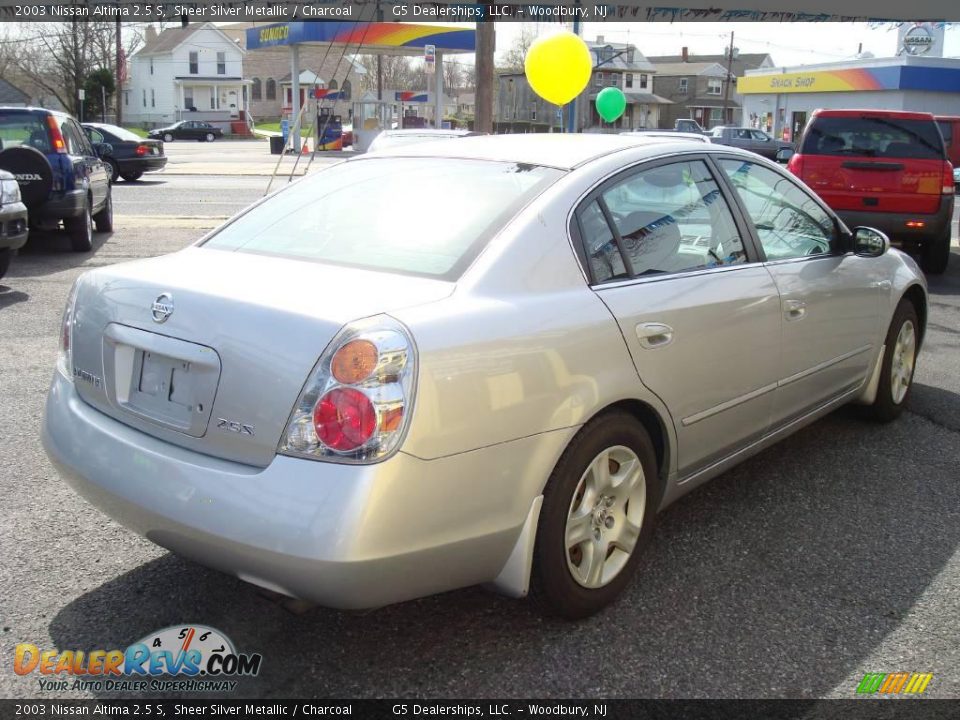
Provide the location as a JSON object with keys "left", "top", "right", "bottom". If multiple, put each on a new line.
{"left": 636, "top": 322, "right": 674, "bottom": 349}
{"left": 784, "top": 299, "right": 807, "bottom": 321}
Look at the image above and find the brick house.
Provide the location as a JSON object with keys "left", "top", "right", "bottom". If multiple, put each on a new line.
{"left": 495, "top": 36, "right": 671, "bottom": 133}
{"left": 648, "top": 51, "right": 776, "bottom": 129}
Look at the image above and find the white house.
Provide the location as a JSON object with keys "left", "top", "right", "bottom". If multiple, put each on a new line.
{"left": 124, "top": 23, "right": 248, "bottom": 131}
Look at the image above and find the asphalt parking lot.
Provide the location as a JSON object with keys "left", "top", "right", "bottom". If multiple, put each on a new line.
{"left": 1, "top": 168, "right": 959, "bottom": 700}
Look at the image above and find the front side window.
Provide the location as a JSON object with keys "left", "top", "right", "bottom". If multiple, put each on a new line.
{"left": 750, "top": 130, "right": 770, "bottom": 142}
{"left": 578, "top": 160, "right": 746, "bottom": 283}
{"left": 718, "top": 159, "right": 835, "bottom": 260}
{"left": 204, "top": 158, "right": 563, "bottom": 279}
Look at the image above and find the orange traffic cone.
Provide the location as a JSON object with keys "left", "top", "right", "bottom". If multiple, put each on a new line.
{"left": 301, "top": 142, "right": 310, "bottom": 154}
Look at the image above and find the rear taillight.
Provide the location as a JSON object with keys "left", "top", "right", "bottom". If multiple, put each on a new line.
{"left": 787, "top": 153, "right": 804, "bottom": 178}
{"left": 56, "top": 280, "right": 80, "bottom": 381}
{"left": 45, "top": 115, "right": 67, "bottom": 154}
{"left": 943, "top": 162, "right": 954, "bottom": 195}
{"left": 135, "top": 145, "right": 148, "bottom": 156}
{"left": 279, "top": 315, "right": 417, "bottom": 463}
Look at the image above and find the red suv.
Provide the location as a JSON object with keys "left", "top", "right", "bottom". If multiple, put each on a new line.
{"left": 787, "top": 109, "right": 954, "bottom": 274}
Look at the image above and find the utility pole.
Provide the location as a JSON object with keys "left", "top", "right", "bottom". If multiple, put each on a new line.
{"left": 721, "top": 31, "right": 734, "bottom": 127}
{"left": 376, "top": 1, "right": 383, "bottom": 103}
{"left": 567, "top": 2, "right": 581, "bottom": 133}
{"left": 115, "top": 19, "right": 122, "bottom": 125}
{"left": 475, "top": 21, "right": 494, "bottom": 133}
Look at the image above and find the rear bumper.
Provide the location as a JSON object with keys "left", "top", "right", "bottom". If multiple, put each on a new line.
{"left": 0, "top": 201, "right": 28, "bottom": 251}
{"left": 34, "top": 189, "right": 85, "bottom": 221}
{"left": 835, "top": 194, "right": 954, "bottom": 243}
{"left": 42, "top": 373, "right": 566, "bottom": 609}
{"left": 118, "top": 157, "right": 167, "bottom": 173}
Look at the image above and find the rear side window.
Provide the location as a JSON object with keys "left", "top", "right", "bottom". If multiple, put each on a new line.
{"left": 577, "top": 160, "right": 746, "bottom": 283}
{"left": 0, "top": 113, "right": 49, "bottom": 152}
{"left": 937, "top": 120, "right": 953, "bottom": 148}
{"left": 801, "top": 116, "right": 944, "bottom": 160}
{"left": 204, "top": 158, "right": 563, "bottom": 279}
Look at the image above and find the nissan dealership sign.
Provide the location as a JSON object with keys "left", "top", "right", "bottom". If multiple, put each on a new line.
{"left": 899, "top": 22, "right": 945, "bottom": 57}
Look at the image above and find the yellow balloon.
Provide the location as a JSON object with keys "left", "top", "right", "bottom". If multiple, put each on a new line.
{"left": 524, "top": 31, "right": 593, "bottom": 107}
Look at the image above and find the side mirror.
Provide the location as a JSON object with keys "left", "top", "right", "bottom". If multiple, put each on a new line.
{"left": 93, "top": 142, "right": 113, "bottom": 158}
{"left": 852, "top": 226, "right": 890, "bottom": 257}
{"left": 776, "top": 148, "right": 794, "bottom": 163}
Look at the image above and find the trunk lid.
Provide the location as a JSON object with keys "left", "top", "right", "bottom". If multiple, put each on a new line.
{"left": 70, "top": 247, "right": 454, "bottom": 467}
{"left": 795, "top": 112, "right": 947, "bottom": 214}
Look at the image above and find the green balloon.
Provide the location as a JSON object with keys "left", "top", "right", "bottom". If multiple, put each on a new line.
{"left": 595, "top": 87, "right": 626, "bottom": 123}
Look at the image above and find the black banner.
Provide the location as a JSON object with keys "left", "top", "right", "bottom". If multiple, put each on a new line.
{"left": 0, "top": 0, "right": 957, "bottom": 23}
{"left": 2, "top": 700, "right": 960, "bottom": 720}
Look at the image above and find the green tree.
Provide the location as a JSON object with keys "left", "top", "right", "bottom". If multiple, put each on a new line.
{"left": 83, "top": 68, "right": 115, "bottom": 121}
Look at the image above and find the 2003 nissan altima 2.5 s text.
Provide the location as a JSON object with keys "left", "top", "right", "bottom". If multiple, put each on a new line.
{"left": 43, "top": 135, "right": 928, "bottom": 619}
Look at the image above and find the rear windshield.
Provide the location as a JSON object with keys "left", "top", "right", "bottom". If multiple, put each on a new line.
{"left": 203, "top": 158, "right": 563, "bottom": 279}
{"left": 0, "top": 112, "right": 49, "bottom": 152}
{"left": 91, "top": 124, "right": 144, "bottom": 142}
{"left": 801, "top": 116, "right": 945, "bottom": 160}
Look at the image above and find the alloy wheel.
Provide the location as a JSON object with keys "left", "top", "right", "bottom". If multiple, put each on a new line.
{"left": 565, "top": 445, "right": 646, "bottom": 589}
{"left": 890, "top": 320, "right": 916, "bottom": 405}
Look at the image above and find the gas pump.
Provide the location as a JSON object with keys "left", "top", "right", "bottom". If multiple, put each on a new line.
{"left": 316, "top": 110, "right": 343, "bottom": 151}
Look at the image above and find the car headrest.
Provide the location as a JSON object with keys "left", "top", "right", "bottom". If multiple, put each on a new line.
{"left": 619, "top": 211, "right": 682, "bottom": 273}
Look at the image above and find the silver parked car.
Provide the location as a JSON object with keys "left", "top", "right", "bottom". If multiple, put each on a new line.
{"left": 43, "top": 135, "right": 927, "bottom": 619}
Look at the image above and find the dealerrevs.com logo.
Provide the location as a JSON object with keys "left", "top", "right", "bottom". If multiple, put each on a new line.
{"left": 14, "top": 625, "right": 262, "bottom": 693}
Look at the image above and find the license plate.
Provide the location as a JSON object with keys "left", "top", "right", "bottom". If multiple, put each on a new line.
{"left": 102, "top": 323, "right": 221, "bottom": 437}
{"left": 139, "top": 352, "right": 197, "bottom": 411}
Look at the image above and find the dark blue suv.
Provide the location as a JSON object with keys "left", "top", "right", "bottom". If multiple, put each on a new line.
{"left": 0, "top": 107, "right": 112, "bottom": 251}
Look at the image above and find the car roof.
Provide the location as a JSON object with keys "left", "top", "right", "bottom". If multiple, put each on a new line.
{"left": 812, "top": 109, "right": 936, "bottom": 121}
{"left": 381, "top": 129, "right": 475, "bottom": 137}
{"left": 369, "top": 133, "right": 708, "bottom": 170}
{"left": 621, "top": 131, "right": 709, "bottom": 142}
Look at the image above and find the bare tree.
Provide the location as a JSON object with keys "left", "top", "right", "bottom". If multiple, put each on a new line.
{"left": 498, "top": 28, "right": 535, "bottom": 73}
{"left": 357, "top": 55, "right": 415, "bottom": 92}
{"left": 7, "top": 21, "right": 142, "bottom": 116}
{"left": 443, "top": 57, "right": 470, "bottom": 94}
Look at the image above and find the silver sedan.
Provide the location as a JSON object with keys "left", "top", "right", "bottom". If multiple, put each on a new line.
{"left": 43, "top": 135, "right": 927, "bottom": 619}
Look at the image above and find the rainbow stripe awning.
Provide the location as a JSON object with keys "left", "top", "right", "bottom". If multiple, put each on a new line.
{"left": 246, "top": 22, "right": 476, "bottom": 55}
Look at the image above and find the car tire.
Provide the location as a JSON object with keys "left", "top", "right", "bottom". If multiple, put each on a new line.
{"left": 531, "top": 411, "right": 660, "bottom": 620}
{"left": 93, "top": 190, "right": 113, "bottom": 233}
{"left": 64, "top": 198, "right": 93, "bottom": 252}
{"left": 163, "top": 133, "right": 174, "bottom": 143}
{"left": 0, "top": 146, "right": 54, "bottom": 210}
{"left": 120, "top": 171, "right": 143, "bottom": 182}
{"left": 920, "top": 229, "right": 951, "bottom": 275}
{"left": 105, "top": 158, "right": 120, "bottom": 184}
{"left": 205, "top": 133, "right": 216, "bottom": 142}
{"left": 0, "top": 248, "right": 11, "bottom": 281}
{"left": 862, "top": 300, "right": 920, "bottom": 423}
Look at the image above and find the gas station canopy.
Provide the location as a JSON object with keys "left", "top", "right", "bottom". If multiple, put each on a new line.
{"left": 245, "top": 21, "right": 476, "bottom": 55}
